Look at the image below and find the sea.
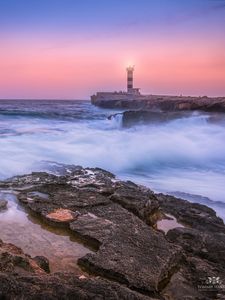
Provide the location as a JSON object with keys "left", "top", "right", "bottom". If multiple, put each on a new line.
{"left": 1, "top": 99, "right": 225, "bottom": 220}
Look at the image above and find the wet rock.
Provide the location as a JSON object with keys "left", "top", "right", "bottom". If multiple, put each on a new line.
{"left": 167, "top": 227, "right": 225, "bottom": 265}
{"left": 162, "top": 269, "right": 213, "bottom": 300}
{"left": 156, "top": 193, "right": 225, "bottom": 233}
{"left": 33, "top": 256, "right": 50, "bottom": 273}
{"left": 46, "top": 208, "right": 78, "bottom": 223}
{"left": 7, "top": 168, "right": 182, "bottom": 296}
{"left": 0, "top": 199, "right": 7, "bottom": 210}
{"left": 74, "top": 204, "right": 182, "bottom": 294}
{"left": 120, "top": 110, "right": 188, "bottom": 127}
{"left": 110, "top": 182, "right": 159, "bottom": 225}
{"left": 0, "top": 239, "right": 46, "bottom": 275}
{"left": 0, "top": 165, "right": 225, "bottom": 299}
{"left": 0, "top": 273, "right": 155, "bottom": 300}
{"left": 110, "top": 181, "right": 159, "bottom": 225}
{"left": 70, "top": 213, "right": 118, "bottom": 248}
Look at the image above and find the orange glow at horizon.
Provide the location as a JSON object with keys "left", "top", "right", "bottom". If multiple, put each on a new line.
{"left": 0, "top": 35, "right": 225, "bottom": 99}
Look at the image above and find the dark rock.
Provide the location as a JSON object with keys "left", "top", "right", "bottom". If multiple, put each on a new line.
{"left": 156, "top": 193, "right": 225, "bottom": 233}
{"left": 121, "top": 110, "right": 188, "bottom": 127}
{"left": 0, "top": 239, "right": 46, "bottom": 275}
{"left": 167, "top": 227, "right": 225, "bottom": 265}
{"left": 5, "top": 168, "right": 182, "bottom": 296}
{"left": 0, "top": 273, "right": 154, "bottom": 300}
{"left": 91, "top": 93, "right": 225, "bottom": 113}
{"left": 74, "top": 204, "right": 182, "bottom": 294}
{"left": 110, "top": 181, "right": 159, "bottom": 225}
{"left": 162, "top": 269, "right": 213, "bottom": 300}
{"left": 33, "top": 256, "right": 50, "bottom": 273}
{"left": 70, "top": 213, "right": 118, "bottom": 248}
{"left": 0, "top": 199, "right": 7, "bottom": 210}
{"left": 0, "top": 165, "right": 225, "bottom": 299}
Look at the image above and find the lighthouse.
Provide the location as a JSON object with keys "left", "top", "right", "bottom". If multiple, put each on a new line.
{"left": 126, "top": 66, "right": 140, "bottom": 95}
{"left": 126, "top": 66, "right": 134, "bottom": 93}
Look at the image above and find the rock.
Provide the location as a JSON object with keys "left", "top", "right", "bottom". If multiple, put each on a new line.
{"left": 110, "top": 181, "right": 159, "bottom": 225}
{"left": 7, "top": 168, "right": 182, "bottom": 296}
{"left": 70, "top": 213, "right": 118, "bottom": 248}
{"left": 33, "top": 256, "right": 50, "bottom": 273}
{"left": 74, "top": 204, "right": 182, "bottom": 294}
{"left": 0, "top": 238, "right": 154, "bottom": 299}
{"left": 118, "top": 110, "right": 189, "bottom": 127}
{"left": 46, "top": 208, "right": 78, "bottom": 223}
{"left": 156, "top": 193, "right": 225, "bottom": 233}
{"left": 0, "top": 199, "right": 7, "bottom": 210}
{"left": 0, "top": 165, "right": 225, "bottom": 299}
{"left": 167, "top": 227, "right": 225, "bottom": 265}
{"left": 91, "top": 93, "right": 225, "bottom": 113}
{"left": 162, "top": 269, "right": 213, "bottom": 300}
{"left": 0, "top": 239, "right": 46, "bottom": 275}
{"left": 0, "top": 273, "right": 154, "bottom": 300}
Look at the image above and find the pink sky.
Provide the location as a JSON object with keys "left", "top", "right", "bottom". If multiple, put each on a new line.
{"left": 0, "top": 30, "right": 225, "bottom": 99}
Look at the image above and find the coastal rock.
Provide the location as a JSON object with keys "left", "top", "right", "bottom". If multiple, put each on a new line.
{"left": 72, "top": 204, "right": 182, "bottom": 294}
{"left": 0, "top": 273, "right": 153, "bottom": 300}
{"left": 15, "top": 171, "right": 181, "bottom": 295}
{"left": 33, "top": 256, "right": 50, "bottom": 273}
{"left": 0, "top": 239, "right": 46, "bottom": 275}
{"left": 156, "top": 193, "right": 225, "bottom": 233}
{"left": 91, "top": 93, "right": 225, "bottom": 113}
{"left": 0, "top": 199, "right": 7, "bottom": 210}
{"left": 167, "top": 227, "right": 225, "bottom": 265}
{"left": 0, "top": 165, "right": 225, "bottom": 299}
{"left": 46, "top": 208, "right": 78, "bottom": 223}
{"left": 110, "top": 110, "right": 189, "bottom": 127}
{"left": 161, "top": 269, "right": 213, "bottom": 300}
{"left": 110, "top": 181, "right": 159, "bottom": 225}
{"left": 70, "top": 213, "right": 118, "bottom": 248}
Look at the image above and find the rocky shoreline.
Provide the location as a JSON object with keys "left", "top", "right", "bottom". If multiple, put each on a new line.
{"left": 91, "top": 94, "right": 225, "bottom": 113}
{"left": 0, "top": 165, "right": 225, "bottom": 299}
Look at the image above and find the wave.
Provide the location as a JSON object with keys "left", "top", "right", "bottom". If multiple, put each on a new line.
{"left": 0, "top": 104, "right": 225, "bottom": 218}
{"left": 0, "top": 100, "right": 111, "bottom": 121}
{"left": 0, "top": 109, "right": 99, "bottom": 121}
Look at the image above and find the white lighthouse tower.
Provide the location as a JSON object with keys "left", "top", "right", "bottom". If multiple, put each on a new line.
{"left": 126, "top": 66, "right": 140, "bottom": 95}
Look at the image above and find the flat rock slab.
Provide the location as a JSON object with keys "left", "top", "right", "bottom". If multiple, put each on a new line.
{"left": 110, "top": 181, "right": 159, "bottom": 225}
{"left": 71, "top": 204, "right": 182, "bottom": 294}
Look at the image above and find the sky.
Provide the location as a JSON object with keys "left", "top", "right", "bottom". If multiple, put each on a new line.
{"left": 0, "top": 0, "right": 225, "bottom": 99}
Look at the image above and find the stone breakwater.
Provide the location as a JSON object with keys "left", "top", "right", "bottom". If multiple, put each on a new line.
{"left": 0, "top": 165, "right": 225, "bottom": 299}
{"left": 91, "top": 93, "right": 225, "bottom": 113}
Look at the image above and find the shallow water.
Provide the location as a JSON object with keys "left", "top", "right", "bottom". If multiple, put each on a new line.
{"left": 157, "top": 214, "right": 184, "bottom": 234}
{"left": 0, "top": 191, "right": 92, "bottom": 274}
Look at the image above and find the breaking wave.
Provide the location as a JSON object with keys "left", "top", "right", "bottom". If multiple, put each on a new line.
{"left": 0, "top": 100, "right": 225, "bottom": 219}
